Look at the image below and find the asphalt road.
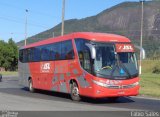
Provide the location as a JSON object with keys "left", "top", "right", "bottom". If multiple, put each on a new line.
{"left": 0, "top": 76, "right": 160, "bottom": 116}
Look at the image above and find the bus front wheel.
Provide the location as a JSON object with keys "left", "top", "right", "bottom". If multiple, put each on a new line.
{"left": 70, "top": 82, "right": 81, "bottom": 101}
{"left": 28, "top": 79, "right": 35, "bottom": 93}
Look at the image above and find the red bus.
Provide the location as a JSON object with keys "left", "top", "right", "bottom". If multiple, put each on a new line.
{"left": 19, "top": 32, "right": 140, "bottom": 101}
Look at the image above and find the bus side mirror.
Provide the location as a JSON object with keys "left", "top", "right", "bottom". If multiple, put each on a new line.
{"left": 85, "top": 43, "right": 96, "bottom": 59}
{"left": 134, "top": 45, "right": 146, "bottom": 59}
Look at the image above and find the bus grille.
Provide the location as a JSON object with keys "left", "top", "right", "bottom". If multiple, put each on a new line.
{"left": 122, "top": 84, "right": 135, "bottom": 89}
{"left": 108, "top": 85, "right": 120, "bottom": 89}
{"left": 107, "top": 84, "right": 135, "bottom": 89}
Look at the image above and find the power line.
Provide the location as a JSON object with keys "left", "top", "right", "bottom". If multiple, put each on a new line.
{"left": 0, "top": 1, "right": 59, "bottom": 19}
{"left": 0, "top": 13, "right": 52, "bottom": 28}
{"left": 0, "top": 16, "right": 49, "bottom": 29}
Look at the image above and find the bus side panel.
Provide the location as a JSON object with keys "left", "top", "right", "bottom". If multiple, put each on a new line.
{"left": 18, "top": 61, "right": 31, "bottom": 87}
{"left": 29, "top": 61, "right": 54, "bottom": 90}
{"left": 51, "top": 60, "right": 71, "bottom": 93}
{"left": 28, "top": 60, "right": 73, "bottom": 93}
{"left": 29, "top": 62, "right": 40, "bottom": 89}
{"left": 64, "top": 59, "right": 94, "bottom": 97}
{"left": 76, "top": 72, "right": 95, "bottom": 97}
{"left": 50, "top": 59, "right": 94, "bottom": 96}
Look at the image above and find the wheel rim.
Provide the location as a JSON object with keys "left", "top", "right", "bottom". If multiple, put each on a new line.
{"left": 29, "top": 80, "right": 32, "bottom": 91}
{"left": 72, "top": 83, "right": 79, "bottom": 97}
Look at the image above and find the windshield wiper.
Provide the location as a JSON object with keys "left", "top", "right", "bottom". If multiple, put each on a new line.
{"left": 95, "top": 72, "right": 112, "bottom": 79}
{"left": 115, "top": 53, "right": 132, "bottom": 78}
{"left": 120, "top": 63, "right": 132, "bottom": 78}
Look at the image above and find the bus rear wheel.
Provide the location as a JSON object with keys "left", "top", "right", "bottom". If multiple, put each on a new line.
{"left": 70, "top": 82, "right": 81, "bottom": 101}
{"left": 28, "top": 79, "right": 35, "bottom": 93}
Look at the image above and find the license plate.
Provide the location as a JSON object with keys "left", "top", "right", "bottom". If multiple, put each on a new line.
{"left": 118, "top": 91, "right": 125, "bottom": 95}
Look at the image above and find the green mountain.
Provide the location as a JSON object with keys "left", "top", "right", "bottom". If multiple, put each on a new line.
{"left": 17, "top": 1, "right": 160, "bottom": 58}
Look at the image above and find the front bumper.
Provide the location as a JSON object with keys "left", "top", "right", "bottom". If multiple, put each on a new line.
{"left": 93, "top": 86, "right": 139, "bottom": 98}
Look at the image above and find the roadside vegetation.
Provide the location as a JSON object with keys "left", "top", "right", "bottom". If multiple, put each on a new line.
{"left": 140, "top": 60, "right": 160, "bottom": 98}
{"left": 0, "top": 71, "right": 18, "bottom": 76}
{"left": 0, "top": 39, "right": 18, "bottom": 71}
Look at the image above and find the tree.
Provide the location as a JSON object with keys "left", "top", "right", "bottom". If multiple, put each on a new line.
{"left": 8, "top": 38, "right": 18, "bottom": 71}
{"left": 0, "top": 40, "right": 5, "bottom": 68}
{"left": 0, "top": 39, "right": 18, "bottom": 71}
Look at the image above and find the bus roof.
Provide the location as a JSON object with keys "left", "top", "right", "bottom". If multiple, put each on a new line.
{"left": 24, "top": 32, "right": 131, "bottom": 49}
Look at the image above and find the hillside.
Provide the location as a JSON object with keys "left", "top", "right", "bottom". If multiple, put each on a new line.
{"left": 17, "top": 1, "right": 160, "bottom": 58}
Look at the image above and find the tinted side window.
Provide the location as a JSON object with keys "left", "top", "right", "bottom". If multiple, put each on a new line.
{"left": 75, "top": 39, "right": 92, "bottom": 73}
{"left": 19, "top": 49, "right": 27, "bottom": 63}
{"left": 53, "top": 42, "right": 61, "bottom": 60}
{"left": 33, "top": 47, "right": 41, "bottom": 62}
{"left": 50, "top": 45, "right": 56, "bottom": 60}
{"left": 19, "top": 40, "right": 74, "bottom": 62}
{"left": 19, "top": 50, "right": 23, "bottom": 62}
{"left": 61, "top": 40, "right": 74, "bottom": 60}
{"left": 23, "top": 49, "right": 28, "bottom": 62}
{"left": 41, "top": 45, "right": 51, "bottom": 61}
{"left": 28, "top": 48, "right": 34, "bottom": 62}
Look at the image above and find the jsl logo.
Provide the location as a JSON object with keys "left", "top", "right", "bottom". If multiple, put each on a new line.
{"left": 41, "top": 62, "right": 50, "bottom": 72}
{"left": 123, "top": 45, "right": 133, "bottom": 50}
{"left": 119, "top": 45, "right": 133, "bottom": 50}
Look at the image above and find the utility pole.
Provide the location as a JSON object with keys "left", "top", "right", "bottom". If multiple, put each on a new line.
{"left": 53, "top": 32, "right": 54, "bottom": 37}
{"left": 139, "top": 0, "right": 144, "bottom": 75}
{"left": 24, "top": 9, "right": 28, "bottom": 46}
{"left": 11, "top": 33, "right": 13, "bottom": 38}
{"left": 61, "top": 0, "right": 65, "bottom": 36}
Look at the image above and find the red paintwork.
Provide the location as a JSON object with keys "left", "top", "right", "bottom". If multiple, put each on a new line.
{"left": 24, "top": 32, "right": 131, "bottom": 49}
{"left": 23, "top": 32, "right": 139, "bottom": 98}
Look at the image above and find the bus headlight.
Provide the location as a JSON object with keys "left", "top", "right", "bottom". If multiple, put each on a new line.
{"left": 92, "top": 80, "right": 110, "bottom": 87}
{"left": 92, "top": 80, "right": 120, "bottom": 88}
{"left": 132, "top": 82, "right": 139, "bottom": 86}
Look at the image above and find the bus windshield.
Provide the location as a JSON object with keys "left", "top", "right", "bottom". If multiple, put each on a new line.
{"left": 94, "top": 42, "right": 138, "bottom": 79}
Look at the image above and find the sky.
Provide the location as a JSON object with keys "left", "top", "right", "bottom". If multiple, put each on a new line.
{"left": 0, "top": 0, "right": 140, "bottom": 42}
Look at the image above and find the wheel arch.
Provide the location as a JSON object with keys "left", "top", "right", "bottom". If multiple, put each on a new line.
{"left": 28, "top": 76, "right": 32, "bottom": 81}
{"left": 69, "top": 79, "right": 79, "bottom": 88}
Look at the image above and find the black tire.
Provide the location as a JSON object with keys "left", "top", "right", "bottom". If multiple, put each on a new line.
{"left": 28, "top": 79, "right": 35, "bottom": 93}
{"left": 70, "top": 82, "right": 81, "bottom": 101}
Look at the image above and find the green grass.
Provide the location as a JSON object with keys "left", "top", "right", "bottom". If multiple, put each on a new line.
{"left": 140, "top": 60, "right": 160, "bottom": 98}
{"left": 141, "top": 60, "right": 160, "bottom": 73}
{"left": 0, "top": 71, "right": 18, "bottom": 76}
{"left": 140, "top": 73, "right": 160, "bottom": 98}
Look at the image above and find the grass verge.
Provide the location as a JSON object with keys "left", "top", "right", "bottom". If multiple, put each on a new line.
{"left": 0, "top": 71, "right": 18, "bottom": 76}
{"left": 140, "top": 73, "right": 160, "bottom": 98}
{"left": 140, "top": 60, "right": 160, "bottom": 98}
